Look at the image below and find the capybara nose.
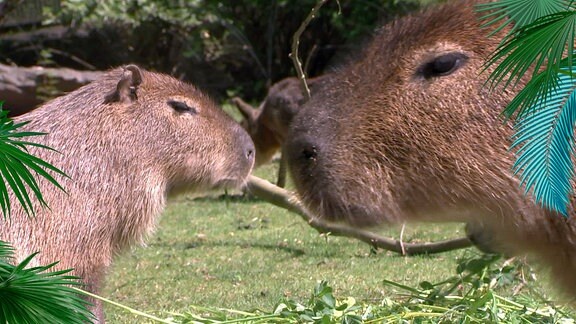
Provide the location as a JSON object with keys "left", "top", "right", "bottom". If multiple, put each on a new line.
{"left": 301, "top": 144, "right": 318, "bottom": 161}
{"left": 246, "top": 143, "right": 255, "bottom": 163}
{"left": 236, "top": 126, "right": 256, "bottom": 166}
{"left": 285, "top": 134, "right": 321, "bottom": 175}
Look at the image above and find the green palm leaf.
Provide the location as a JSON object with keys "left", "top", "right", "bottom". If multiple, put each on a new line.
{"left": 0, "top": 242, "right": 13, "bottom": 261}
{"left": 0, "top": 241, "right": 94, "bottom": 323}
{"left": 483, "top": 10, "right": 576, "bottom": 118}
{"left": 477, "top": 0, "right": 572, "bottom": 35}
{"left": 511, "top": 68, "right": 576, "bottom": 216}
{"left": 0, "top": 104, "right": 67, "bottom": 218}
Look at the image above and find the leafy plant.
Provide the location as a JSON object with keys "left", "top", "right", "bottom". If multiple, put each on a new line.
{"left": 166, "top": 254, "right": 574, "bottom": 323}
{"left": 377, "top": 254, "right": 572, "bottom": 323}
{"left": 0, "top": 241, "right": 93, "bottom": 323}
{"left": 0, "top": 105, "right": 67, "bottom": 218}
{"left": 31, "top": 0, "right": 431, "bottom": 102}
{"left": 478, "top": 0, "right": 576, "bottom": 215}
{"left": 0, "top": 102, "right": 92, "bottom": 323}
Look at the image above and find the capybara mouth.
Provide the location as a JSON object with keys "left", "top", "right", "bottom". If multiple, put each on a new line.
{"left": 298, "top": 186, "right": 385, "bottom": 227}
{"left": 295, "top": 178, "right": 388, "bottom": 228}
{"left": 285, "top": 131, "right": 387, "bottom": 227}
{"left": 214, "top": 177, "right": 249, "bottom": 191}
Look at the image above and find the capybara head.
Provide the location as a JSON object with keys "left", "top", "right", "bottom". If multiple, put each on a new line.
{"left": 286, "top": 0, "right": 521, "bottom": 227}
{"left": 29, "top": 65, "right": 255, "bottom": 194}
{"left": 101, "top": 65, "right": 256, "bottom": 192}
{"left": 1, "top": 64, "right": 254, "bottom": 322}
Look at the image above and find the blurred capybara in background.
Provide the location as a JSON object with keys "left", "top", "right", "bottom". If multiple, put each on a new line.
{"left": 285, "top": 0, "right": 576, "bottom": 296}
{"left": 232, "top": 76, "right": 327, "bottom": 167}
{"left": 0, "top": 65, "right": 255, "bottom": 322}
{"left": 232, "top": 76, "right": 326, "bottom": 187}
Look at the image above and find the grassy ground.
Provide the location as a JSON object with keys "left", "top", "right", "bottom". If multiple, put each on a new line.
{"left": 101, "top": 162, "right": 565, "bottom": 323}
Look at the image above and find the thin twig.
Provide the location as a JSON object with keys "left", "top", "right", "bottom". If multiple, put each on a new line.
{"left": 304, "top": 44, "right": 318, "bottom": 76}
{"left": 247, "top": 175, "right": 473, "bottom": 256}
{"left": 289, "top": 0, "right": 329, "bottom": 101}
{"left": 43, "top": 48, "right": 98, "bottom": 70}
{"left": 399, "top": 223, "right": 407, "bottom": 256}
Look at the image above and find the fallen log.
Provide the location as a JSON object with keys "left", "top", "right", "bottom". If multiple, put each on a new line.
{"left": 0, "top": 63, "right": 102, "bottom": 115}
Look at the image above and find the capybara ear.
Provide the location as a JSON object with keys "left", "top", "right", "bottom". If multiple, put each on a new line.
{"left": 104, "top": 65, "right": 143, "bottom": 104}
{"left": 231, "top": 97, "right": 258, "bottom": 123}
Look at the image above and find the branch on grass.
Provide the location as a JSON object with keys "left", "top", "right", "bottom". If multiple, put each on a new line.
{"left": 289, "top": 0, "right": 329, "bottom": 101}
{"left": 247, "top": 175, "right": 473, "bottom": 256}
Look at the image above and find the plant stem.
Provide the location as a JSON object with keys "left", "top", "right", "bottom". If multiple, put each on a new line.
{"left": 72, "top": 287, "right": 176, "bottom": 324}
{"left": 290, "top": 0, "right": 329, "bottom": 101}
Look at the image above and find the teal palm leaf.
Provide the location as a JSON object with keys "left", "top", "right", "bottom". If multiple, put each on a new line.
{"left": 511, "top": 68, "right": 576, "bottom": 216}
{"left": 477, "top": 0, "right": 576, "bottom": 215}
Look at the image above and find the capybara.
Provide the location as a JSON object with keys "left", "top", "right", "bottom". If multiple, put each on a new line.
{"left": 232, "top": 76, "right": 326, "bottom": 187}
{"left": 232, "top": 76, "right": 326, "bottom": 167}
{"left": 285, "top": 0, "right": 576, "bottom": 296}
{"left": 0, "top": 65, "right": 255, "bottom": 322}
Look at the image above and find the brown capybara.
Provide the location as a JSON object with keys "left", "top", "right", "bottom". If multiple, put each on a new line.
{"left": 232, "top": 76, "right": 327, "bottom": 167}
{"left": 0, "top": 65, "right": 255, "bottom": 322}
{"left": 232, "top": 76, "right": 326, "bottom": 187}
{"left": 285, "top": 0, "right": 576, "bottom": 297}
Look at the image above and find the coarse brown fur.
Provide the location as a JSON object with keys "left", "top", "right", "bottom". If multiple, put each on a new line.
{"left": 285, "top": 0, "right": 576, "bottom": 298}
{"left": 232, "top": 76, "right": 327, "bottom": 167}
{"left": 0, "top": 65, "right": 255, "bottom": 322}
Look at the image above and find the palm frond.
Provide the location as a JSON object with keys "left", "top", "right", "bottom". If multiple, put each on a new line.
{"left": 483, "top": 11, "right": 576, "bottom": 117}
{"left": 511, "top": 68, "right": 576, "bottom": 216}
{"left": 0, "top": 241, "right": 13, "bottom": 261}
{"left": 477, "top": 0, "right": 572, "bottom": 36}
{"left": 0, "top": 103, "right": 67, "bottom": 218}
{"left": 0, "top": 241, "right": 94, "bottom": 323}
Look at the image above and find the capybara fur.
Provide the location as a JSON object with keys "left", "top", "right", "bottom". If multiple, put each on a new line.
{"left": 0, "top": 65, "right": 255, "bottom": 322}
{"left": 232, "top": 76, "right": 326, "bottom": 167}
{"left": 285, "top": 0, "right": 576, "bottom": 298}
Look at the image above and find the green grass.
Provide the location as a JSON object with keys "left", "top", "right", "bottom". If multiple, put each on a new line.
{"left": 102, "top": 162, "right": 564, "bottom": 323}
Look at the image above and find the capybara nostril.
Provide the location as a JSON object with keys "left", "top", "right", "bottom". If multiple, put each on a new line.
{"left": 286, "top": 134, "right": 321, "bottom": 167}
{"left": 236, "top": 126, "right": 256, "bottom": 167}
{"left": 247, "top": 147, "right": 254, "bottom": 160}
{"left": 301, "top": 145, "right": 317, "bottom": 161}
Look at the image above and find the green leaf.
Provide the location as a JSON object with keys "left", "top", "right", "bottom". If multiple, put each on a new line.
{"left": 0, "top": 103, "right": 67, "bottom": 218}
{"left": 511, "top": 67, "right": 576, "bottom": 216}
{"left": 0, "top": 242, "right": 14, "bottom": 261}
{"left": 477, "top": 0, "right": 572, "bottom": 36}
{"left": 0, "top": 242, "right": 94, "bottom": 323}
{"left": 483, "top": 10, "right": 576, "bottom": 114}
{"left": 0, "top": 155, "right": 33, "bottom": 216}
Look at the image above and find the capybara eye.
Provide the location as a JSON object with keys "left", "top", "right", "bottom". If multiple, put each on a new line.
{"left": 418, "top": 53, "right": 468, "bottom": 79}
{"left": 167, "top": 100, "right": 198, "bottom": 115}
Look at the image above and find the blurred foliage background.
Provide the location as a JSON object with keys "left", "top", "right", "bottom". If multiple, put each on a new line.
{"left": 0, "top": 0, "right": 441, "bottom": 102}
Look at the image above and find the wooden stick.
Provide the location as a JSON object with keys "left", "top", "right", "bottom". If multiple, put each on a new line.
{"left": 246, "top": 175, "right": 473, "bottom": 256}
